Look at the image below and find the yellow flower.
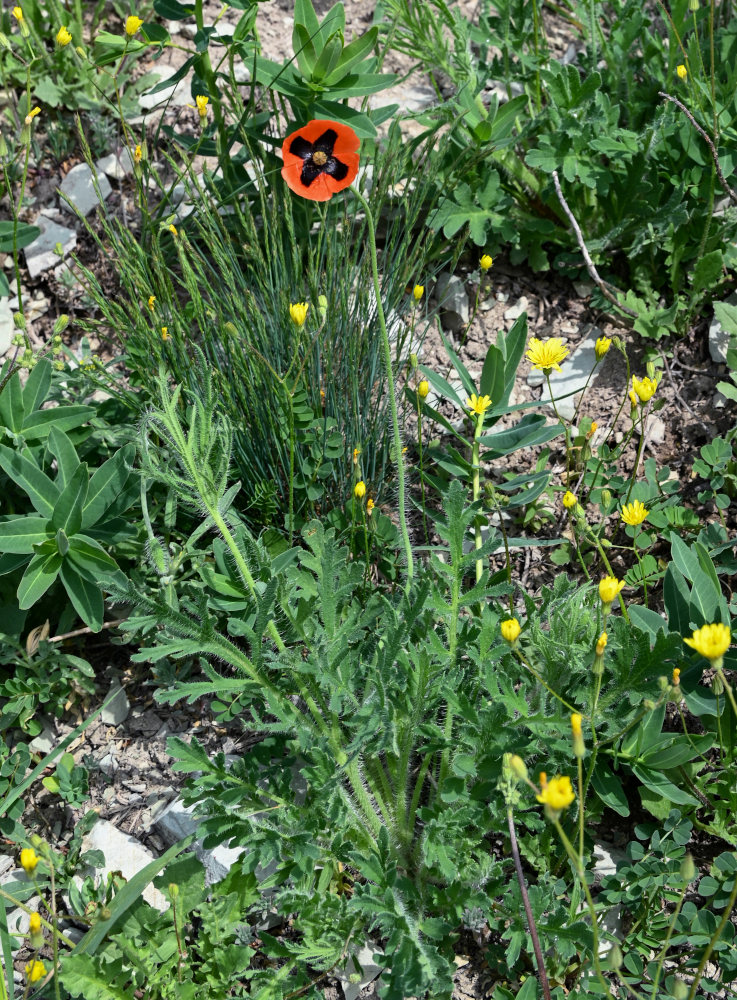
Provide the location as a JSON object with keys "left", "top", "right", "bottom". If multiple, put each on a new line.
{"left": 12, "top": 7, "right": 23, "bottom": 21}
{"left": 595, "top": 336, "right": 612, "bottom": 361}
{"left": 683, "top": 623, "right": 731, "bottom": 663}
{"left": 24, "top": 107, "right": 41, "bottom": 126}
{"left": 134, "top": 144, "right": 143, "bottom": 163}
{"left": 25, "top": 961, "right": 46, "bottom": 984}
{"left": 536, "top": 773, "right": 575, "bottom": 812}
{"left": 677, "top": 64, "right": 688, "bottom": 81}
{"left": 588, "top": 421, "right": 598, "bottom": 437}
{"left": 526, "top": 337, "right": 569, "bottom": 373}
{"left": 354, "top": 481, "right": 366, "bottom": 500}
{"left": 195, "top": 94, "right": 209, "bottom": 116}
{"left": 621, "top": 499, "right": 649, "bottom": 526}
{"left": 628, "top": 388, "right": 638, "bottom": 407}
{"left": 289, "top": 302, "right": 308, "bottom": 327}
{"left": 56, "top": 25, "right": 72, "bottom": 46}
{"left": 480, "top": 254, "right": 493, "bottom": 271}
{"left": 596, "top": 631, "right": 607, "bottom": 656}
{"left": 562, "top": 491, "right": 577, "bottom": 510}
{"left": 501, "top": 618, "right": 521, "bottom": 643}
{"left": 125, "top": 15, "right": 143, "bottom": 36}
{"left": 571, "top": 713, "right": 582, "bottom": 737}
{"left": 571, "top": 713, "right": 585, "bottom": 757}
{"left": 418, "top": 380, "right": 429, "bottom": 399}
{"left": 466, "top": 393, "right": 492, "bottom": 416}
{"left": 366, "top": 498, "right": 375, "bottom": 515}
{"left": 353, "top": 446, "right": 361, "bottom": 465}
{"left": 632, "top": 375, "right": 657, "bottom": 403}
{"left": 161, "top": 327, "right": 170, "bottom": 341}
{"left": 20, "top": 848, "right": 39, "bottom": 876}
{"left": 672, "top": 667, "right": 681, "bottom": 686}
{"left": 413, "top": 284, "right": 424, "bottom": 301}
{"left": 599, "top": 575, "right": 624, "bottom": 606}
{"left": 168, "top": 224, "right": 178, "bottom": 236}
{"left": 147, "top": 294, "right": 155, "bottom": 311}
{"left": 29, "top": 912, "right": 41, "bottom": 935}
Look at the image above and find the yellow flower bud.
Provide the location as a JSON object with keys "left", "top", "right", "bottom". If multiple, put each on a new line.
{"left": 20, "top": 848, "right": 39, "bottom": 876}
{"left": 134, "top": 144, "right": 143, "bottom": 163}
{"left": 562, "top": 490, "right": 577, "bottom": 510}
{"left": 508, "top": 754, "right": 528, "bottom": 782}
{"left": 500, "top": 618, "right": 521, "bottom": 643}
{"left": 418, "top": 380, "right": 429, "bottom": 399}
{"left": 25, "top": 961, "right": 46, "bottom": 984}
{"left": 56, "top": 25, "right": 72, "bottom": 46}
{"left": 289, "top": 302, "right": 308, "bottom": 327}
{"left": 594, "top": 336, "right": 612, "bottom": 361}
{"left": 571, "top": 713, "right": 585, "bottom": 758}
{"left": 195, "top": 94, "right": 209, "bottom": 117}
{"left": 676, "top": 64, "right": 687, "bottom": 81}
{"left": 354, "top": 480, "right": 366, "bottom": 499}
{"left": 366, "top": 498, "right": 375, "bottom": 515}
{"left": 125, "top": 15, "right": 143, "bottom": 36}
{"left": 24, "top": 106, "right": 41, "bottom": 127}
{"left": 598, "top": 576, "right": 624, "bottom": 607}
{"left": 480, "top": 254, "right": 493, "bottom": 271}
{"left": 413, "top": 284, "right": 424, "bottom": 301}
{"left": 147, "top": 294, "right": 155, "bottom": 311}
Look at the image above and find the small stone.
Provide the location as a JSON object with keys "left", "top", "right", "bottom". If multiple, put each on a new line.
{"left": 401, "top": 85, "right": 436, "bottom": 113}
{"left": 29, "top": 721, "right": 56, "bottom": 755}
{"left": 538, "top": 324, "right": 605, "bottom": 420}
{"left": 435, "top": 272, "right": 469, "bottom": 334}
{"left": 713, "top": 390, "right": 727, "bottom": 409}
{"left": 155, "top": 797, "right": 245, "bottom": 885}
{"left": 59, "top": 164, "right": 112, "bottom": 217}
{"left": 0, "top": 297, "right": 13, "bottom": 356}
{"left": 573, "top": 280, "right": 594, "bottom": 297}
{"left": 139, "top": 65, "right": 192, "bottom": 111}
{"left": 708, "top": 293, "right": 737, "bottom": 363}
{"left": 81, "top": 820, "right": 168, "bottom": 911}
{"left": 339, "top": 942, "right": 385, "bottom": 1000}
{"left": 503, "top": 296, "right": 528, "bottom": 321}
{"left": 645, "top": 416, "right": 666, "bottom": 446}
{"left": 95, "top": 148, "right": 134, "bottom": 180}
{"left": 101, "top": 682, "right": 130, "bottom": 726}
{"left": 23, "top": 214, "right": 76, "bottom": 278}
{"left": 98, "top": 753, "right": 118, "bottom": 776}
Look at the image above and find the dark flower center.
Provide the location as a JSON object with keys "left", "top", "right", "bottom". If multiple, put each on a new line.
{"left": 288, "top": 128, "right": 349, "bottom": 188}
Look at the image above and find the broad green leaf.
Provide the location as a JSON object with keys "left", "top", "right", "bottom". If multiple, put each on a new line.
{"left": 663, "top": 563, "right": 691, "bottom": 635}
{"left": 17, "top": 549, "right": 63, "bottom": 609}
{"left": 641, "top": 733, "right": 712, "bottom": 769}
{"left": 713, "top": 300, "right": 737, "bottom": 337}
{"left": 628, "top": 604, "right": 668, "bottom": 641}
{"left": 591, "top": 768, "right": 630, "bottom": 816}
{"left": 293, "top": 22, "right": 318, "bottom": 79}
{"left": 0, "top": 516, "right": 50, "bottom": 553}
{"left": 0, "top": 444, "right": 60, "bottom": 516}
{"left": 325, "top": 26, "right": 377, "bottom": 82}
{"left": 479, "top": 413, "right": 563, "bottom": 458}
{"left": 82, "top": 445, "right": 135, "bottom": 528}
{"left": 20, "top": 405, "right": 96, "bottom": 440}
{"left": 479, "top": 344, "right": 505, "bottom": 404}
{"left": 59, "top": 562, "right": 103, "bottom": 631}
{"left": 0, "top": 221, "right": 40, "bottom": 253}
{"left": 21, "top": 357, "right": 52, "bottom": 414}
{"left": 631, "top": 764, "right": 699, "bottom": 807}
{"left": 48, "top": 426, "right": 81, "bottom": 488}
{"left": 319, "top": 71, "right": 397, "bottom": 100}
{"left": 294, "top": 0, "right": 321, "bottom": 39}
{"left": 0, "top": 370, "right": 24, "bottom": 432}
{"left": 67, "top": 535, "right": 121, "bottom": 585}
{"left": 311, "top": 31, "right": 344, "bottom": 83}
{"left": 153, "top": 0, "right": 195, "bottom": 18}
{"left": 52, "top": 463, "right": 88, "bottom": 536}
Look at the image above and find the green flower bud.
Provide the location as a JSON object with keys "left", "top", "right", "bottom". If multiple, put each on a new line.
{"left": 672, "top": 979, "right": 689, "bottom": 1000}
{"left": 53, "top": 314, "right": 69, "bottom": 335}
{"left": 169, "top": 883, "right": 179, "bottom": 899}
{"left": 607, "top": 943, "right": 623, "bottom": 971}
{"left": 680, "top": 853, "right": 696, "bottom": 882}
{"left": 13, "top": 311, "right": 25, "bottom": 331}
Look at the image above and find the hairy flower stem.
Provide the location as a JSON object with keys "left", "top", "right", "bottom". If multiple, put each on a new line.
{"left": 507, "top": 809, "right": 552, "bottom": 1000}
{"left": 351, "top": 187, "right": 413, "bottom": 591}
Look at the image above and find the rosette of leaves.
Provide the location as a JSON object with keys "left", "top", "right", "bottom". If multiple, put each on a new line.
{"left": 0, "top": 361, "right": 135, "bottom": 631}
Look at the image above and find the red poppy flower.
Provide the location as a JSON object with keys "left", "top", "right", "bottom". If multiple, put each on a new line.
{"left": 281, "top": 119, "right": 360, "bottom": 202}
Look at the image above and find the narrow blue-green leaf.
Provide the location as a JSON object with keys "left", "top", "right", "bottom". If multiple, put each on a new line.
{"left": 21, "top": 405, "right": 96, "bottom": 440}
{"left": 17, "top": 549, "right": 63, "bottom": 609}
{"left": 51, "top": 463, "right": 88, "bottom": 536}
{"left": 0, "top": 444, "right": 59, "bottom": 516}
{"left": 82, "top": 445, "right": 135, "bottom": 528}
{"left": 0, "top": 221, "right": 40, "bottom": 252}
{"left": 21, "top": 358, "right": 52, "bottom": 414}
{"left": 0, "top": 370, "right": 24, "bottom": 433}
{"left": 59, "top": 561, "right": 103, "bottom": 632}
{"left": 479, "top": 344, "right": 505, "bottom": 404}
{"left": 67, "top": 535, "right": 122, "bottom": 586}
{"left": 0, "top": 516, "right": 50, "bottom": 553}
{"left": 591, "top": 768, "right": 630, "bottom": 816}
{"left": 48, "top": 426, "right": 81, "bottom": 489}
{"left": 630, "top": 764, "right": 699, "bottom": 807}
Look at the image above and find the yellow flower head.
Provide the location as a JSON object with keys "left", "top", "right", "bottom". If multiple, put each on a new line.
{"left": 24, "top": 107, "right": 41, "bottom": 126}
{"left": 526, "top": 337, "right": 569, "bottom": 373}
{"left": 595, "top": 336, "right": 612, "bottom": 361}
{"left": 599, "top": 575, "right": 624, "bottom": 605}
{"left": 677, "top": 64, "right": 688, "bottom": 81}
{"left": 195, "top": 94, "right": 209, "bottom": 116}
{"left": 56, "top": 25, "right": 72, "bottom": 46}
{"left": 168, "top": 224, "right": 178, "bottom": 236}
{"left": 480, "top": 254, "right": 493, "bottom": 271}
{"left": 632, "top": 375, "right": 657, "bottom": 403}
{"left": 366, "top": 498, "right": 375, "bottom": 515}
{"left": 354, "top": 480, "right": 366, "bottom": 500}
{"left": 25, "top": 961, "right": 46, "bottom": 984}
{"left": 536, "top": 773, "right": 575, "bottom": 812}
{"left": 20, "top": 848, "right": 39, "bottom": 876}
{"left": 571, "top": 713, "right": 585, "bottom": 757}
{"left": 289, "top": 302, "right": 308, "bottom": 328}
{"left": 562, "top": 491, "right": 577, "bottom": 510}
{"left": 353, "top": 446, "right": 361, "bottom": 465}
{"left": 418, "top": 379, "right": 429, "bottom": 399}
{"left": 672, "top": 667, "right": 681, "bottom": 686}
{"left": 466, "top": 393, "right": 492, "bottom": 416}
{"left": 621, "top": 499, "right": 649, "bottom": 526}
{"left": 683, "top": 623, "right": 731, "bottom": 663}
{"left": 29, "top": 912, "right": 42, "bottom": 935}
{"left": 571, "top": 713, "right": 583, "bottom": 737}
{"left": 12, "top": 7, "right": 23, "bottom": 21}
{"left": 413, "top": 284, "right": 424, "bottom": 301}
{"left": 501, "top": 618, "right": 521, "bottom": 643}
{"left": 147, "top": 294, "right": 155, "bottom": 311}
{"left": 161, "top": 327, "right": 170, "bottom": 341}
{"left": 596, "top": 631, "right": 607, "bottom": 656}
{"left": 125, "top": 15, "right": 143, "bottom": 36}
{"left": 134, "top": 144, "right": 143, "bottom": 163}
{"left": 628, "top": 388, "right": 638, "bottom": 407}
{"left": 588, "top": 421, "right": 598, "bottom": 437}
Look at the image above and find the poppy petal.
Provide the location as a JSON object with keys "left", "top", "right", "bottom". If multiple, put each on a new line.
{"left": 280, "top": 119, "right": 360, "bottom": 201}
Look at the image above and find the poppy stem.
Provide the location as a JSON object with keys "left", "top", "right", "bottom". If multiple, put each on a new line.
{"left": 350, "top": 186, "right": 414, "bottom": 589}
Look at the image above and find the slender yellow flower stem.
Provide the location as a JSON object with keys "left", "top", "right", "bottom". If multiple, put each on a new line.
{"left": 351, "top": 187, "right": 414, "bottom": 590}
{"left": 416, "top": 396, "right": 430, "bottom": 546}
{"left": 577, "top": 755, "right": 585, "bottom": 859}
{"left": 0, "top": 888, "right": 75, "bottom": 950}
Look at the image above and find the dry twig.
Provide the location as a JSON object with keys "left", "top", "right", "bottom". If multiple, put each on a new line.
{"left": 659, "top": 91, "right": 737, "bottom": 207}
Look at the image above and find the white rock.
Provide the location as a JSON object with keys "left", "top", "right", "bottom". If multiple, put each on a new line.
{"left": 81, "top": 820, "right": 168, "bottom": 910}
{"left": 538, "top": 325, "right": 605, "bottom": 420}
{"left": 0, "top": 297, "right": 13, "bottom": 356}
{"left": 101, "top": 682, "right": 130, "bottom": 726}
{"left": 645, "top": 415, "right": 666, "bottom": 447}
{"left": 503, "top": 295, "right": 528, "bottom": 321}
{"left": 154, "top": 798, "right": 245, "bottom": 885}
{"left": 23, "top": 214, "right": 77, "bottom": 278}
{"left": 339, "top": 942, "right": 385, "bottom": 1000}
{"left": 98, "top": 752, "right": 119, "bottom": 776}
{"left": 435, "top": 272, "right": 469, "bottom": 333}
{"left": 713, "top": 390, "right": 727, "bottom": 409}
{"left": 59, "top": 164, "right": 112, "bottom": 217}
{"left": 573, "top": 279, "right": 594, "bottom": 297}
{"left": 29, "top": 721, "right": 56, "bottom": 755}
{"left": 139, "top": 64, "right": 192, "bottom": 111}
{"left": 95, "top": 148, "right": 134, "bottom": 180}
{"left": 708, "top": 293, "right": 737, "bottom": 363}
